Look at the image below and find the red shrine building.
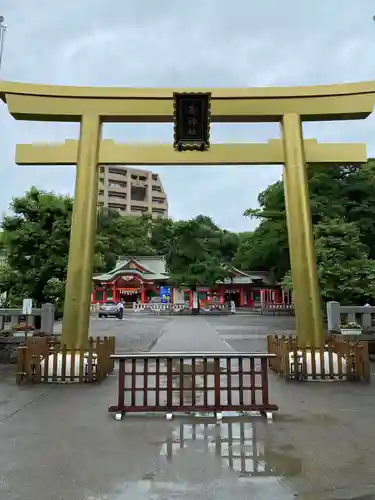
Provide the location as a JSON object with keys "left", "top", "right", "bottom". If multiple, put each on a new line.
{"left": 92, "top": 256, "right": 287, "bottom": 308}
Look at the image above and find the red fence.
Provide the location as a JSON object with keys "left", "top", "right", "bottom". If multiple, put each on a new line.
{"left": 108, "top": 352, "right": 278, "bottom": 419}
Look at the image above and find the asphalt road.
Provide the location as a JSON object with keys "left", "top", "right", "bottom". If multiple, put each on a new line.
{"left": 0, "top": 313, "right": 374, "bottom": 499}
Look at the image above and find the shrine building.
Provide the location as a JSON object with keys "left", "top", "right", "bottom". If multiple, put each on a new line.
{"left": 92, "top": 256, "right": 286, "bottom": 308}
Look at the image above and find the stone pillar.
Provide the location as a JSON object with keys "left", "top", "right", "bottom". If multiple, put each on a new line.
{"left": 260, "top": 289, "right": 265, "bottom": 308}
{"left": 362, "top": 307, "right": 372, "bottom": 330}
{"left": 95, "top": 302, "right": 100, "bottom": 317}
{"left": 41, "top": 303, "right": 55, "bottom": 335}
{"left": 11, "top": 315, "right": 19, "bottom": 327}
{"left": 27, "top": 315, "right": 36, "bottom": 327}
{"left": 192, "top": 290, "right": 199, "bottom": 315}
{"left": 326, "top": 301, "right": 341, "bottom": 332}
{"left": 0, "top": 315, "right": 4, "bottom": 330}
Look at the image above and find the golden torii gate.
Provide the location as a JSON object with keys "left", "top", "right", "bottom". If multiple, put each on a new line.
{"left": 1, "top": 80, "right": 374, "bottom": 349}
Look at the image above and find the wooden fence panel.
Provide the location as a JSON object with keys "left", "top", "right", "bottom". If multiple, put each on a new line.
{"left": 109, "top": 352, "right": 278, "bottom": 420}
{"left": 16, "top": 336, "right": 115, "bottom": 384}
{"left": 267, "top": 335, "right": 370, "bottom": 383}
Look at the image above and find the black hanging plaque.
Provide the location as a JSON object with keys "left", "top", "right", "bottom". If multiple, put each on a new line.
{"left": 173, "top": 92, "right": 211, "bottom": 151}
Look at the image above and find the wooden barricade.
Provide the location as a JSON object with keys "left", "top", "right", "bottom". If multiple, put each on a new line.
{"left": 16, "top": 335, "right": 116, "bottom": 384}
{"left": 267, "top": 335, "right": 370, "bottom": 383}
{"left": 109, "top": 352, "right": 279, "bottom": 420}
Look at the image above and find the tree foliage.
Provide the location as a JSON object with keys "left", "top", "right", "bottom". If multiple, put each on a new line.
{"left": 314, "top": 219, "right": 375, "bottom": 304}
{"left": 282, "top": 218, "right": 375, "bottom": 304}
{"left": 166, "top": 216, "right": 235, "bottom": 289}
{"left": 1, "top": 187, "right": 72, "bottom": 306}
{"left": 0, "top": 189, "right": 241, "bottom": 305}
{"left": 234, "top": 181, "right": 289, "bottom": 280}
{"left": 241, "top": 160, "right": 375, "bottom": 304}
{"left": 94, "top": 210, "right": 156, "bottom": 272}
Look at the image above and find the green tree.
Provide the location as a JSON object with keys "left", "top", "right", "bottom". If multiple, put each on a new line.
{"left": 219, "top": 229, "right": 240, "bottom": 264}
{"left": 1, "top": 187, "right": 73, "bottom": 305}
{"left": 94, "top": 210, "right": 156, "bottom": 272}
{"left": 234, "top": 181, "right": 289, "bottom": 279}
{"left": 167, "top": 216, "right": 231, "bottom": 289}
{"left": 282, "top": 218, "right": 375, "bottom": 304}
{"left": 0, "top": 230, "right": 5, "bottom": 249}
{"left": 188, "top": 215, "right": 239, "bottom": 264}
{"left": 237, "top": 161, "right": 375, "bottom": 280}
{"left": 0, "top": 263, "right": 21, "bottom": 305}
{"left": 343, "top": 160, "right": 375, "bottom": 259}
{"left": 149, "top": 217, "right": 175, "bottom": 256}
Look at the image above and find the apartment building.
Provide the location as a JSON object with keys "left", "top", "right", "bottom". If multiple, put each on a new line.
{"left": 98, "top": 166, "right": 168, "bottom": 218}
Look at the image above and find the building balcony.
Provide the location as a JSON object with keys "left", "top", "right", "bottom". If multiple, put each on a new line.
{"left": 107, "top": 172, "right": 128, "bottom": 182}
{"left": 131, "top": 181, "right": 147, "bottom": 189}
{"left": 152, "top": 197, "right": 167, "bottom": 206}
{"left": 108, "top": 186, "right": 127, "bottom": 197}
{"left": 130, "top": 199, "right": 149, "bottom": 207}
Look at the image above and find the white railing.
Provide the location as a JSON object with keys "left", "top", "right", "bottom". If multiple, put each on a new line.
{"left": 259, "top": 301, "right": 294, "bottom": 315}
{"left": 133, "top": 302, "right": 190, "bottom": 313}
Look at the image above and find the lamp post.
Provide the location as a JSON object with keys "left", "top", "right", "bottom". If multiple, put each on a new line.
{"left": 0, "top": 16, "right": 7, "bottom": 74}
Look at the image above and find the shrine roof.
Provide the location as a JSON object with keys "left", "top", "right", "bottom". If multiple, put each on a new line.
{"left": 93, "top": 255, "right": 169, "bottom": 282}
{"left": 92, "top": 255, "right": 275, "bottom": 284}
{"left": 229, "top": 267, "right": 250, "bottom": 277}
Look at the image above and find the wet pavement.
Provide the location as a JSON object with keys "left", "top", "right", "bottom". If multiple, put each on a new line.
{"left": 208, "top": 315, "right": 375, "bottom": 499}
{"left": 0, "top": 313, "right": 375, "bottom": 499}
{"left": 150, "top": 315, "right": 235, "bottom": 352}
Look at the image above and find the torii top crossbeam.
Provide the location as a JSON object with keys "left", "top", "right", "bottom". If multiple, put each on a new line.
{"left": 1, "top": 79, "right": 375, "bottom": 122}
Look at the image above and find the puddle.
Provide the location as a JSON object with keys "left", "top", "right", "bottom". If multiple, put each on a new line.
{"left": 110, "top": 420, "right": 301, "bottom": 499}
{"left": 158, "top": 420, "right": 302, "bottom": 479}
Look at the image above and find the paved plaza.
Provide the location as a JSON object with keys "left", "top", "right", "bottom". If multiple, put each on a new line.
{"left": 0, "top": 313, "right": 374, "bottom": 499}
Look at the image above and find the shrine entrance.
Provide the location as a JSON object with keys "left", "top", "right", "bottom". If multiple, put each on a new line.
{"left": 119, "top": 291, "right": 140, "bottom": 305}
{"left": 225, "top": 291, "right": 241, "bottom": 307}
{"left": 1, "top": 79, "right": 373, "bottom": 347}
{"left": 113, "top": 277, "right": 142, "bottom": 305}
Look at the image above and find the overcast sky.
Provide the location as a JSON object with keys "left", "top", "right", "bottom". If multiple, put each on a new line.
{"left": 1, "top": 0, "right": 375, "bottom": 232}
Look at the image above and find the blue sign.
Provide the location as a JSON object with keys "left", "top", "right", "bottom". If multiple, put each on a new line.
{"left": 160, "top": 286, "right": 172, "bottom": 304}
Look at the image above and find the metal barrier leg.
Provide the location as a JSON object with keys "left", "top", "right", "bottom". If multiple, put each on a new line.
{"left": 111, "top": 359, "right": 126, "bottom": 421}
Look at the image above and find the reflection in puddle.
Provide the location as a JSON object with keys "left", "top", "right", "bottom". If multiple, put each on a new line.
{"left": 160, "top": 420, "right": 302, "bottom": 478}
{"left": 111, "top": 421, "right": 301, "bottom": 499}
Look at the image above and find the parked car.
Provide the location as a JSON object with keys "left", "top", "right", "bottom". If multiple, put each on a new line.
{"left": 98, "top": 301, "right": 119, "bottom": 318}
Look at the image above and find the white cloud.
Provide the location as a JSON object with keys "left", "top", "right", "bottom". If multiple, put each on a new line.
{"left": 1, "top": 0, "right": 375, "bottom": 231}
